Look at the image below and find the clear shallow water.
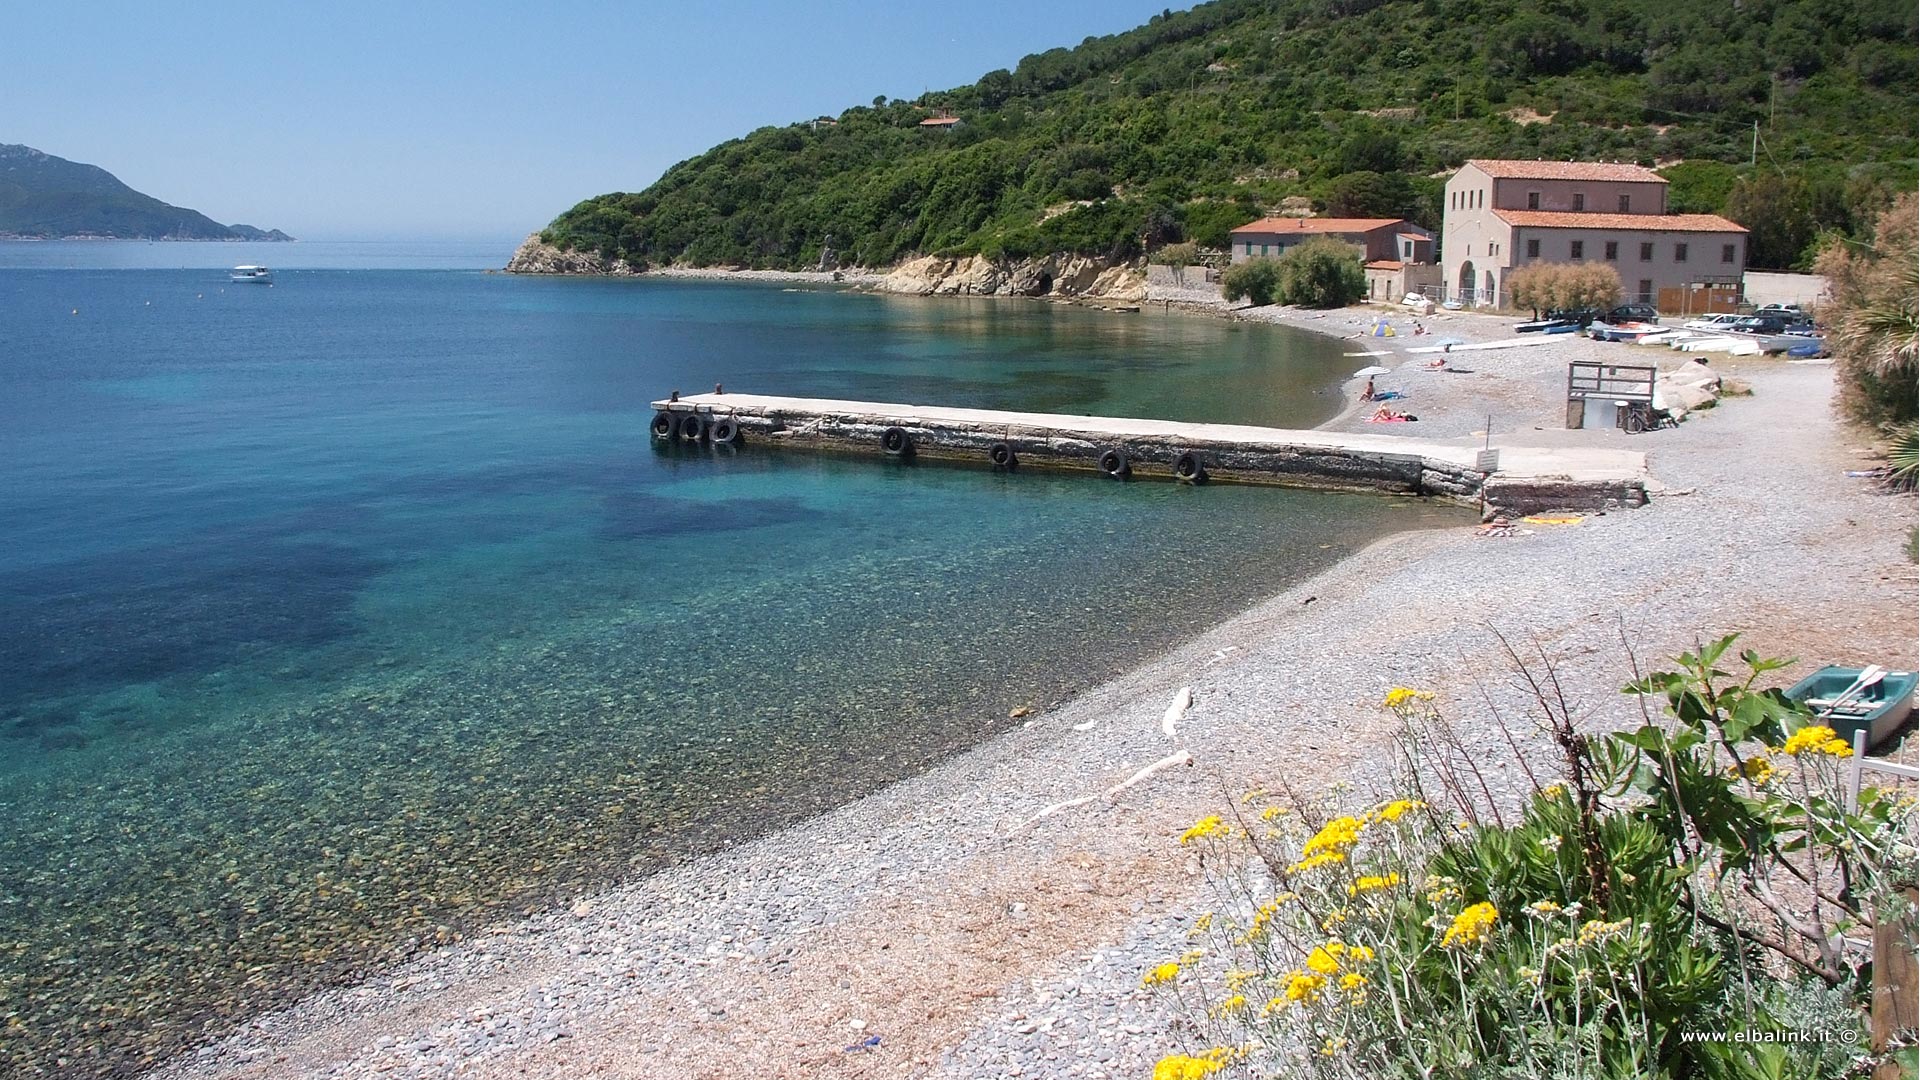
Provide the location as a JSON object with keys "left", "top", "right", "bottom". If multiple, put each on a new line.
{"left": 0, "top": 256, "right": 1465, "bottom": 1075}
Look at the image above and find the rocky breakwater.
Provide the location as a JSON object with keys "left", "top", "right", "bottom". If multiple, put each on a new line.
{"left": 878, "top": 253, "right": 1147, "bottom": 301}
{"left": 504, "top": 234, "right": 645, "bottom": 275}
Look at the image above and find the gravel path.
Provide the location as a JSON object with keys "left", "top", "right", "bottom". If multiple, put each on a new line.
{"left": 146, "top": 320, "right": 1915, "bottom": 1080}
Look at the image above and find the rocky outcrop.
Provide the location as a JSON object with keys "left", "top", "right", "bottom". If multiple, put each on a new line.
{"left": 877, "top": 253, "right": 1147, "bottom": 302}
{"left": 504, "top": 233, "right": 645, "bottom": 275}
{"left": 504, "top": 232, "right": 1146, "bottom": 300}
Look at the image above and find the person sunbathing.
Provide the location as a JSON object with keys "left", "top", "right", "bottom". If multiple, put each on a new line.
{"left": 1370, "top": 406, "right": 1418, "bottom": 422}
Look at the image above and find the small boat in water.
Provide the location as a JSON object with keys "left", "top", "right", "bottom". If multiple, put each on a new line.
{"left": 230, "top": 265, "right": 273, "bottom": 284}
{"left": 1784, "top": 665, "right": 1916, "bottom": 750}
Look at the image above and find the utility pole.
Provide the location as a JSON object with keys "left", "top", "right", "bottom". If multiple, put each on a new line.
{"left": 1750, "top": 121, "right": 1758, "bottom": 168}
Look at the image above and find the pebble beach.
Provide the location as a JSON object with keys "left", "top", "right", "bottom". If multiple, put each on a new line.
{"left": 145, "top": 288, "right": 1917, "bottom": 1080}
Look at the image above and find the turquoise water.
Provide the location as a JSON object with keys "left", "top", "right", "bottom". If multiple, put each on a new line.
{"left": 0, "top": 248, "right": 1463, "bottom": 1075}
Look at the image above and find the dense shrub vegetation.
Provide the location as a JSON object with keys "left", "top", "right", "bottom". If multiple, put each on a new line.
{"left": 1815, "top": 193, "right": 1918, "bottom": 427}
{"left": 540, "top": 0, "right": 1916, "bottom": 272}
{"left": 1507, "top": 263, "right": 1625, "bottom": 315}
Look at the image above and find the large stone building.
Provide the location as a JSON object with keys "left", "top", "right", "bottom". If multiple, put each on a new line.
{"left": 1440, "top": 160, "right": 1748, "bottom": 310}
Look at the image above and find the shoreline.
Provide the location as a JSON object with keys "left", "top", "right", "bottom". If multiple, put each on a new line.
{"left": 142, "top": 289, "right": 1916, "bottom": 1079}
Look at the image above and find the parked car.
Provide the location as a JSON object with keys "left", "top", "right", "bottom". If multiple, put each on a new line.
{"left": 1683, "top": 313, "right": 1745, "bottom": 332}
{"left": 1601, "top": 303, "right": 1660, "bottom": 325}
{"left": 1730, "top": 315, "right": 1792, "bottom": 334}
{"left": 1754, "top": 303, "right": 1807, "bottom": 318}
{"left": 1546, "top": 307, "right": 1604, "bottom": 327}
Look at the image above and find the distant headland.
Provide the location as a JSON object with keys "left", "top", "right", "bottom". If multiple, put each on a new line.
{"left": 0, "top": 143, "right": 292, "bottom": 241}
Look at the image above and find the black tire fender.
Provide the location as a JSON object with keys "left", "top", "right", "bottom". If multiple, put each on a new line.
{"left": 710, "top": 417, "right": 741, "bottom": 445}
{"left": 1174, "top": 451, "right": 1208, "bottom": 484}
{"left": 678, "top": 413, "right": 707, "bottom": 441}
{"left": 649, "top": 412, "right": 674, "bottom": 438}
{"left": 989, "top": 442, "right": 1017, "bottom": 469}
{"left": 881, "top": 426, "right": 912, "bottom": 455}
{"left": 1098, "top": 448, "right": 1130, "bottom": 478}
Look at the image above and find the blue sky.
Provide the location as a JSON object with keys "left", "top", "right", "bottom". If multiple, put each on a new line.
{"left": 6, "top": 1, "right": 1187, "bottom": 240}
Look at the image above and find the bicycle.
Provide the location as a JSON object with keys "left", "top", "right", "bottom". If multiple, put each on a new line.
{"left": 1617, "top": 400, "right": 1675, "bottom": 434}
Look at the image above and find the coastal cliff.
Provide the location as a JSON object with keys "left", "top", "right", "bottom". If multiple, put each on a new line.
{"left": 506, "top": 233, "right": 1146, "bottom": 300}
{"left": 878, "top": 253, "right": 1145, "bottom": 301}
{"left": 504, "top": 234, "right": 644, "bottom": 275}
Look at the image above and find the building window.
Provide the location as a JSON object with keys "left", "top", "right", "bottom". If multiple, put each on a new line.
{"left": 1638, "top": 279, "right": 1653, "bottom": 303}
{"left": 1244, "top": 242, "right": 1252, "bottom": 256}
{"left": 1526, "top": 238, "right": 1540, "bottom": 258}
{"left": 1570, "top": 240, "right": 1585, "bottom": 260}
{"left": 1722, "top": 243, "right": 1736, "bottom": 263}
{"left": 1261, "top": 244, "right": 1270, "bottom": 256}
{"left": 1604, "top": 241, "right": 1618, "bottom": 260}
{"left": 1675, "top": 243, "right": 1688, "bottom": 262}
{"left": 1619, "top": 194, "right": 1631, "bottom": 212}
{"left": 1527, "top": 191, "right": 1540, "bottom": 210}
{"left": 1572, "top": 193, "right": 1585, "bottom": 211}
{"left": 1403, "top": 241, "right": 1412, "bottom": 258}
{"left": 1640, "top": 242, "right": 1654, "bottom": 261}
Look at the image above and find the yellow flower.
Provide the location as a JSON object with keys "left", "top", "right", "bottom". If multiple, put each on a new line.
{"left": 1526, "top": 899, "right": 1563, "bottom": 919}
{"left": 1142, "top": 962, "right": 1181, "bottom": 987}
{"left": 1339, "top": 971, "right": 1368, "bottom": 991}
{"left": 1346, "top": 944, "right": 1375, "bottom": 963}
{"left": 1209, "top": 994, "right": 1248, "bottom": 1018}
{"left": 1442, "top": 902, "right": 1499, "bottom": 949}
{"left": 1320, "top": 1036, "right": 1349, "bottom": 1056}
{"left": 1303, "top": 815, "right": 1366, "bottom": 858}
{"left": 1287, "top": 850, "right": 1347, "bottom": 874}
{"left": 1348, "top": 872, "right": 1401, "bottom": 896}
{"left": 1575, "top": 917, "right": 1631, "bottom": 946}
{"left": 1224, "top": 968, "right": 1258, "bottom": 991}
{"left": 1373, "top": 799, "right": 1425, "bottom": 823}
{"left": 1383, "top": 687, "right": 1434, "bottom": 708}
{"left": 1728, "top": 756, "right": 1777, "bottom": 785}
{"left": 1191, "top": 912, "right": 1214, "bottom": 933}
{"left": 1540, "top": 783, "right": 1566, "bottom": 800}
{"left": 1319, "top": 908, "right": 1350, "bottom": 933}
{"left": 1153, "top": 1051, "right": 1227, "bottom": 1080}
{"left": 1260, "top": 805, "right": 1284, "bottom": 821}
{"left": 1283, "top": 970, "right": 1327, "bottom": 1003}
{"left": 1781, "top": 725, "right": 1853, "bottom": 757}
{"left": 1181, "top": 815, "right": 1227, "bottom": 844}
{"left": 1305, "top": 942, "right": 1345, "bottom": 975}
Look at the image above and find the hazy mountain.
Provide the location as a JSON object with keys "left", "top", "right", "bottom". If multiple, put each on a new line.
{"left": 0, "top": 144, "right": 292, "bottom": 240}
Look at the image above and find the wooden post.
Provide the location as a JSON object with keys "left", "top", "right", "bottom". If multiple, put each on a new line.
{"left": 1873, "top": 886, "right": 1918, "bottom": 1079}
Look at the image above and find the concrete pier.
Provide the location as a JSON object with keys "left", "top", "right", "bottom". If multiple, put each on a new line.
{"left": 651, "top": 393, "right": 1652, "bottom": 516}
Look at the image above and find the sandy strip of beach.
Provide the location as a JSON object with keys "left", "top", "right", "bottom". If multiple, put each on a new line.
{"left": 147, "top": 303, "right": 1915, "bottom": 1080}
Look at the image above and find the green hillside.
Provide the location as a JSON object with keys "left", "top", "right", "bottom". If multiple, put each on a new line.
{"left": 540, "top": 0, "right": 1916, "bottom": 272}
{"left": 0, "top": 144, "right": 291, "bottom": 240}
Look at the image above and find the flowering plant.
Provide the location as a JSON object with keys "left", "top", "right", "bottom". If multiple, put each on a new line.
{"left": 1146, "top": 638, "right": 1911, "bottom": 1079}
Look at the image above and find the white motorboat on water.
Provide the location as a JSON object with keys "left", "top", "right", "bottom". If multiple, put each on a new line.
{"left": 229, "top": 265, "right": 273, "bottom": 284}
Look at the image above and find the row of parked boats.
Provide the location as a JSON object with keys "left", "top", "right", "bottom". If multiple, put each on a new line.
{"left": 1589, "top": 315, "right": 1827, "bottom": 358}
{"left": 1514, "top": 306, "right": 1827, "bottom": 358}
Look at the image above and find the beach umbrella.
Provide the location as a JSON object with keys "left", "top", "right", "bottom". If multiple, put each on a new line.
{"left": 1351, "top": 365, "right": 1391, "bottom": 378}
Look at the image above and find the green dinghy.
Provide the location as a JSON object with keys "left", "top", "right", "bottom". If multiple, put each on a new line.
{"left": 1784, "top": 665, "right": 1917, "bottom": 751}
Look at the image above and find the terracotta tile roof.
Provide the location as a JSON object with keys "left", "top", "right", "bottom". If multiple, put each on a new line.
{"left": 1493, "top": 210, "right": 1747, "bottom": 232}
{"left": 1365, "top": 260, "right": 1405, "bottom": 270}
{"left": 1396, "top": 232, "right": 1428, "bottom": 240}
{"left": 1231, "top": 217, "right": 1404, "bottom": 235}
{"left": 1466, "top": 159, "right": 1666, "bottom": 183}
{"left": 918, "top": 116, "right": 961, "bottom": 126}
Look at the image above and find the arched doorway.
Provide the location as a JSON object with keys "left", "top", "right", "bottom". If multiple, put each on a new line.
{"left": 1457, "top": 260, "right": 1475, "bottom": 306}
{"left": 1483, "top": 270, "right": 1496, "bottom": 307}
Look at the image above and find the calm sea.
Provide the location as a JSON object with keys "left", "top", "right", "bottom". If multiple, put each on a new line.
{"left": 0, "top": 241, "right": 1462, "bottom": 1075}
